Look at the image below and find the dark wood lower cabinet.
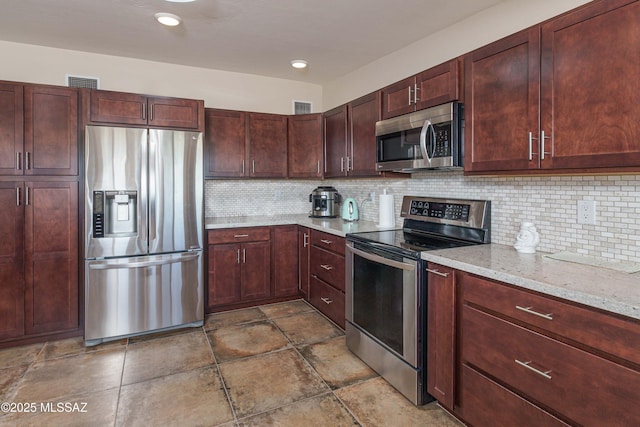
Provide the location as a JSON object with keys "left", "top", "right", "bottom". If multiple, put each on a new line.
{"left": 298, "top": 227, "right": 310, "bottom": 298}
{"left": 1, "top": 180, "right": 79, "bottom": 345}
{"left": 272, "top": 225, "right": 299, "bottom": 297}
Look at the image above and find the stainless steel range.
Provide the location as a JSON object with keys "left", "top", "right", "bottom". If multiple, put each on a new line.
{"left": 345, "top": 196, "right": 491, "bottom": 405}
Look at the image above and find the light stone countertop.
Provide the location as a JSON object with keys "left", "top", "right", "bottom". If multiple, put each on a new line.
{"left": 422, "top": 244, "right": 640, "bottom": 321}
{"left": 205, "top": 214, "right": 397, "bottom": 237}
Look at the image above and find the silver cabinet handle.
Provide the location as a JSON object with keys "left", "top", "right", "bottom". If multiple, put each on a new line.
{"left": 541, "top": 130, "right": 551, "bottom": 160}
{"left": 142, "top": 103, "right": 147, "bottom": 120}
{"left": 321, "top": 297, "right": 333, "bottom": 305}
{"left": 25, "top": 151, "right": 31, "bottom": 170}
{"left": 346, "top": 156, "right": 351, "bottom": 172}
{"left": 413, "top": 83, "right": 420, "bottom": 103}
{"left": 242, "top": 248, "right": 246, "bottom": 263}
{"left": 242, "top": 159, "right": 245, "bottom": 175}
{"left": 528, "top": 132, "right": 538, "bottom": 161}
{"left": 515, "top": 359, "right": 552, "bottom": 380}
{"left": 234, "top": 234, "right": 249, "bottom": 238}
{"left": 320, "top": 239, "right": 333, "bottom": 245}
{"left": 408, "top": 86, "right": 413, "bottom": 106}
{"left": 252, "top": 159, "right": 255, "bottom": 174}
{"left": 426, "top": 268, "right": 449, "bottom": 277}
{"left": 25, "top": 186, "right": 29, "bottom": 206}
{"left": 16, "top": 152, "right": 21, "bottom": 170}
{"left": 16, "top": 187, "right": 20, "bottom": 206}
{"left": 149, "top": 104, "right": 154, "bottom": 121}
{"left": 317, "top": 160, "right": 321, "bottom": 174}
{"left": 516, "top": 305, "right": 554, "bottom": 321}
{"left": 340, "top": 157, "right": 344, "bottom": 172}
{"left": 237, "top": 249, "right": 241, "bottom": 264}
{"left": 303, "top": 233, "right": 308, "bottom": 248}
{"left": 320, "top": 264, "right": 333, "bottom": 271}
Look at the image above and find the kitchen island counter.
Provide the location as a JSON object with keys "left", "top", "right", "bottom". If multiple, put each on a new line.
{"left": 205, "top": 214, "right": 394, "bottom": 237}
{"left": 422, "top": 243, "right": 640, "bottom": 321}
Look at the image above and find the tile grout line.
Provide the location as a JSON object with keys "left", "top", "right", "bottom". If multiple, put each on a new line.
{"left": 112, "top": 338, "right": 130, "bottom": 427}
{"left": 202, "top": 324, "right": 239, "bottom": 425}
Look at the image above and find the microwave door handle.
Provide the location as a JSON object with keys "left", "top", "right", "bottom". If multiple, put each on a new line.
{"left": 419, "top": 119, "right": 433, "bottom": 161}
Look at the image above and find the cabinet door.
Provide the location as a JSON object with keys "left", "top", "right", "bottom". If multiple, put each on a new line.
{"left": 298, "top": 227, "right": 310, "bottom": 298}
{"left": 90, "top": 90, "right": 148, "bottom": 126}
{"left": 348, "top": 92, "right": 380, "bottom": 177}
{"left": 464, "top": 27, "right": 540, "bottom": 172}
{"left": 540, "top": 0, "right": 640, "bottom": 170}
{"left": 241, "top": 241, "right": 271, "bottom": 301}
{"left": 148, "top": 97, "right": 201, "bottom": 130}
{"left": 426, "top": 264, "right": 455, "bottom": 410}
{"left": 272, "top": 225, "right": 299, "bottom": 297}
{"left": 204, "top": 109, "right": 246, "bottom": 177}
{"left": 323, "top": 105, "right": 348, "bottom": 177}
{"left": 415, "top": 59, "right": 460, "bottom": 111}
{"left": 287, "top": 114, "right": 323, "bottom": 178}
{"left": 0, "top": 83, "right": 23, "bottom": 176}
{"left": 0, "top": 182, "right": 25, "bottom": 339}
{"left": 208, "top": 243, "right": 242, "bottom": 307}
{"left": 381, "top": 76, "right": 415, "bottom": 120}
{"left": 24, "top": 85, "right": 79, "bottom": 176}
{"left": 247, "top": 113, "right": 287, "bottom": 178}
{"left": 24, "top": 181, "right": 78, "bottom": 335}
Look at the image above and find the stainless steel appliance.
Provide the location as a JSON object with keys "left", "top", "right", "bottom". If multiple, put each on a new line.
{"left": 346, "top": 196, "right": 490, "bottom": 405}
{"left": 309, "top": 186, "right": 341, "bottom": 218}
{"left": 376, "top": 102, "right": 464, "bottom": 172}
{"left": 84, "top": 125, "right": 204, "bottom": 346}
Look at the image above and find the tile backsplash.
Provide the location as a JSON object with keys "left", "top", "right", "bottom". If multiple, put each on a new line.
{"left": 205, "top": 172, "right": 640, "bottom": 263}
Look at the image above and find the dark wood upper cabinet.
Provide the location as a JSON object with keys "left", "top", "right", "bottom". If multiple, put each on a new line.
{"left": 381, "top": 58, "right": 461, "bottom": 120}
{"left": 24, "top": 85, "right": 79, "bottom": 176}
{"left": 348, "top": 92, "right": 381, "bottom": 177}
{"left": 247, "top": 112, "right": 288, "bottom": 178}
{"left": 204, "top": 108, "right": 246, "bottom": 178}
{"left": 0, "top": 83, "right": 23, "bottom": 176}
{"left": 89, "top": 90, "right": 203, "bottom": 130}
{"left": 464, "top": 27, "right": 540, "bottom": 172}
{"left": 465, "top": 0, "right": 640, "bottom": 173}
{"left": 287, "top": 113, "right": 323, "bottom": 178}
{"left": 323, "top": 104, "right": 348, "bottom": 178}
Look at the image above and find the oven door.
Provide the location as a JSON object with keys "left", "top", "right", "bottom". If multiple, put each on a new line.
{"left": 345, "top": 242, "right": 421, "bottom": 367}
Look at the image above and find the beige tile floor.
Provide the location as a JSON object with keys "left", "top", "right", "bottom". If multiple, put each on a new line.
{"left": 0, "top": 299, "right": 463, "bottom": 427}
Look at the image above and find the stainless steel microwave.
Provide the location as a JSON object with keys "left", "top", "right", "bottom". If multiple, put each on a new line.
{"left": 375, "top": 101, "right": 463, "bottom": 172}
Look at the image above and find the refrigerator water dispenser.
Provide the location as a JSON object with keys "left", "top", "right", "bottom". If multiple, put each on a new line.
{"left": 93, "top": 191, "right": 138, "bottom": 237}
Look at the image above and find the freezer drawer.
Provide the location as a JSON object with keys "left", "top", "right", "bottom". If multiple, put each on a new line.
{"left": 85, "top": 251, "right": 203, "bottom": 345}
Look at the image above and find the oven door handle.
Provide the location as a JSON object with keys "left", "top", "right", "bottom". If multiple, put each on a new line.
{"left": 348, "top": 245, "right": 415, "bottom": 271}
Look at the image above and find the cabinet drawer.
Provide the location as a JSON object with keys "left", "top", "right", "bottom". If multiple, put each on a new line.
{"left": 310, "top": 230, "right": 345, "bottom": 256}
{"left": 309, "top": 275, "right": 345, "bottom": 329}
{"left": 310, "top": 246, "right": 345, "bottom": 291}
{"left": 462, "top": 304, "right": 640, "bottom": 426}
{"left": 207, "top": 227, "right": 270, "bottom": 244}
{"left": 461, "top": 273, "right": 640, "bottom": 366}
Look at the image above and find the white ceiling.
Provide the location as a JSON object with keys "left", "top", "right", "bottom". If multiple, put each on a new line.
{"left": 0, "top": 0, "right": 505, "bottom": 85}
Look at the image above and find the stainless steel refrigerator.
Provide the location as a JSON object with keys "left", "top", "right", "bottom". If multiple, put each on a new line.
{"left": 84, "top": 125, "right": 203, "bottom": 346}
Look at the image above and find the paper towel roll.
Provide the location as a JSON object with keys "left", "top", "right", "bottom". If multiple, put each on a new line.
{"left": 378, "top": 193, "right": 395, "bottom": 228}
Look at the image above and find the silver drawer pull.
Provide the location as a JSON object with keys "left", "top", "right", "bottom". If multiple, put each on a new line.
{"left": 320, "top": 264, "right": 334, "bottom": 271}
{"left": 320, "top": 239, "right": 333, "bottom": 245}
{"left": 515, "top": 359, "right": 553, "bottom": 380}
{"left": 516, "top": 305, "right": 554, "bottom": 321}
{"left": 234, "top": 234, "right": 249, "bottom": 238}
{"left": 321, "top": 297, "right": 333, "bottom": 305}
{"left": 426, "top": 268, "right": 449, "bottom": 277}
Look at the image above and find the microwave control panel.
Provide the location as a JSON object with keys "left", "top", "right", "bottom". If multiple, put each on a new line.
{"left": 432, "top": 124, "right": 451, "bottom": 157}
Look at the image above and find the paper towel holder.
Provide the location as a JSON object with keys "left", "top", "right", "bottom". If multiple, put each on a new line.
{"left": 377, "top": 188, "right": 395, "bottom": 228}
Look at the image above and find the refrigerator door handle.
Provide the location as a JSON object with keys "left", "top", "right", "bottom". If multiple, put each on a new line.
{"left": 90, "top": 252, "right": 200, "bottom": 270}
{"left": 148, "top": 130, "right": 157, "bottom": 247}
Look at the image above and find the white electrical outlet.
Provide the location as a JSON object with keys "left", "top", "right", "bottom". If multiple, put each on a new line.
{"left": 577, "top": 200, "right": 596, "bottom": 225}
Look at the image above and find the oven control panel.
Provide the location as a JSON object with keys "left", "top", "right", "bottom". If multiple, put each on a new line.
{"left": 400, "top": 196, "right": 490, "bottom": 230}
{"left": 407, "top": 200, "right": 470, "bottom": 221}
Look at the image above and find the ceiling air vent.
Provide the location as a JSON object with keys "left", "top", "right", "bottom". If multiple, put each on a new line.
{"left": 66, "top": 74, "right": 100, "bottom": 89}
{"left": 293, "top": 100, "right": 312, "bottom": 115}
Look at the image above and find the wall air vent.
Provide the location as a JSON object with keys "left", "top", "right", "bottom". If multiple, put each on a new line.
{"left": 293, "top": 100, "right": 312, "bottom": 115}
{"left": 66, "top": 74, "right": 100, "bottom": 89}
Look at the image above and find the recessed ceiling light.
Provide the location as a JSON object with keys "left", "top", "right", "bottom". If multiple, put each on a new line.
{"left": 155, "top": 12, "right": 182, "bottom": 26}
{"left": 291, "top": 60, "right": 308, "bottom": 69}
